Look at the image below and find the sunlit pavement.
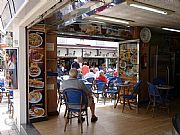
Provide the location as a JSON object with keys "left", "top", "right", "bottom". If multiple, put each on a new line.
{"left": 0, "top": 96, "right": 19, "bottom": 135}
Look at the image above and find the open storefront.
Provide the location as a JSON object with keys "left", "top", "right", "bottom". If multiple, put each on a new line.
{"left": 0, "top": 0, "right": 180, "bottom": 134}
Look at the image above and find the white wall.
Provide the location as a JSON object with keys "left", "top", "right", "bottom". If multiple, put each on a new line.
{"left": 13, "top": 26, "right": 26, "bottom": 131}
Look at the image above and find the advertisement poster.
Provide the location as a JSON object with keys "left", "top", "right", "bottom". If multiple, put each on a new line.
{"left": 4, "top": 48, "right": 18, "bottom": 89}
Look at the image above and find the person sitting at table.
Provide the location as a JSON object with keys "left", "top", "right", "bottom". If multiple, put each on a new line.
{"left": 71, "top": 59, "right": 80, "bottom": 70}
{"left": 96, "top": 70, "right": 108, "bottom": 83}
{"left": 62, "top": 68, "right": 98, "bottom": 122}
{"left": 94, "top": 67, "right": 99, "bottom": 78}
{"left": 113, "top": 69, "right": 118, "bottom": 77}
{"left": 81, "top": 61, "right": 89, "bottom": 76}
{"left": 84, "top": 68, "right": 96, "bottom": 79}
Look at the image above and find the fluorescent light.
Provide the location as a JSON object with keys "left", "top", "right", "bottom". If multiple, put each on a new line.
{"left": 130, "top": 3, "right": 167, "bottom": 15}
{"left": 127, "top": 0, "right": 174, "bottom": 15}
{"left": 162, "top": 28, "right": 180, "bottom": 33}
{"left": 88, "top": 20, "right": 105, "bottom": 24}
{"left": 94, "top": 16, "right": 129, "bottom": 24}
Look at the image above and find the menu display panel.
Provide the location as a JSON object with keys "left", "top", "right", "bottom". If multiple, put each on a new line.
{"left": 28, "top": 30, "right": 47, "bottom": 122}
{"left": 119, "top": 40, "right": 139, "bottom": 83}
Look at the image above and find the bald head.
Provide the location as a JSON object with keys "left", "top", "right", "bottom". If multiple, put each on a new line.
{"left": 69, "top": 68, "right": 78, "bottom": 78}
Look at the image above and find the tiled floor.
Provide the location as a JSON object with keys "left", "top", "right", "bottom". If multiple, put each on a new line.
{"left": 0, "top": 96, "right": 19, "bottom": 135}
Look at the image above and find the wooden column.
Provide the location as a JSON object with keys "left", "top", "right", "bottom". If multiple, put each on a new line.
{"left": 132, "top": 26, "right": 149, "bottom": 101}
{"left": 46, "top": 32, "right": 58, "bottom": 115}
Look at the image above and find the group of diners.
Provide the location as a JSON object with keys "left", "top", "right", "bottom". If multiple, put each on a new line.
{"left": 60, "top": 66, "right": 129, "bottom": 123}
{"left": 58, "top": 60, "right": 174, "bottom": 132}
{"left": 70, "top": 59, "right": 117, "bottom": 80}
{"left": 59, "top": 59, "right": 139, "bottom": 128}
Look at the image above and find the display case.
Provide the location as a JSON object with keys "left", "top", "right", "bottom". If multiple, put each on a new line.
{"left": 118, "top": 40, "right": 139, "bottom": 83}
{"left": 28, "top": 29, "right": 47, "bottom": 122}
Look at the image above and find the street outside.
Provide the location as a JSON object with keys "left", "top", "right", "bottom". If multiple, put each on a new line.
{"left": 0, "top": 71, "right": 19, "bottom": 135}
{"left": 0, "top": 97, "right": 18, "bottom": 135}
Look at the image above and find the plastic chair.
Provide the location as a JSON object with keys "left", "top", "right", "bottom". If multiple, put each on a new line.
{"left": 147, "top": 82, "right": 170, "bottom": 117}
{"left": 92, "top": 82, "right": 106, "bottom": 104}
{"left": 63, "top": 88, "right": 88, "bottom": 133}
{"left": 105, "top": 77, "right": 122, "bottom": 104}
{"left": 105, "top": 73, "right": 113, "bottom": 80}
{"left": 86, "top": 77, "right": 95, "bottom": 84}
{"left": 122, "top": 80, "right": 142, "bottom": 113}
{"left": 152, "top": 78, "right": 166, "bottom": 85}
{"left": 8, "top": 90, "right": 14, "bottom": 118}
{"left": 85, "top": 83, "right": 93, "bottom": 91}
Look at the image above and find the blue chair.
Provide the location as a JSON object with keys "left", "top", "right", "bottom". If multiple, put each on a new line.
{"left": 105, "top": 77, "right": 122, "bottom": 104}
{"left": 95, "top": 80, "right": 104, "bottom": 84}
{"left": 105, "top": 73, "right": 111, "bottom": 78}
{"left": 85, "top": 83, "right": 92, "bottom": 91}
{"left": 122, "top": 80, "right": 142, "bottom": 113}
{"left": 0, "top": 77, "right": 4, "bottom": 88}
{"left": 92, "top": 82, "right": 106, "bottom": 104}
{"left": 152, "top": 78, "right": 166, "bottom": 85}
{"left": 63, "top": 88, "right": 88, "bottom": 133}
{"left": 147, "top": 82, "right": 169, "bottom": 117}
{"left": 86, "top": 77, "right": 95, "bottom": 84}
{"left": 78, "top": 79, "right": 87, "bottom": 83}
{"left": 105, "top": 73, "right": 113, "bottom": 80}
{"left": 8, "top": 90, "right": 14, "bottom": 118}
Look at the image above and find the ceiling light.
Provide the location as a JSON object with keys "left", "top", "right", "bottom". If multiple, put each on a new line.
{"left": 88, "top": 20, "right": 105, "bottom": 24}
{"left": 94, "top": 16, "right": 130, "bottom": 24}
{"left": 127, "top": 0, "right": 174, "bottom": 15}
{"left": 162, "top": 28, "right": 180, "bottom": 33}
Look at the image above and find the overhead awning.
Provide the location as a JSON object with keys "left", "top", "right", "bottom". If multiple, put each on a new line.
{"left": 0, "top": 0, "right": 26, "bottom": 29}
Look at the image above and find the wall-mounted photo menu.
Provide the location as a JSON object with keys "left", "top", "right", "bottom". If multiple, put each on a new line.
{"left": 28, "top": 30, "right": 47, "bottom": 122}
{"left": 119, "top": 40, "right": 139, "bottom": 83}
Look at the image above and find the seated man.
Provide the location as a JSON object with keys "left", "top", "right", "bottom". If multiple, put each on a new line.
{"left": 62, "top": 68, "right": 98, "bottom": 122}
{"left": 84, "top": 68, "right": 96, "bottom": 79}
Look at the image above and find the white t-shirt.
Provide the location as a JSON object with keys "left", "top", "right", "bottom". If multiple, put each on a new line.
{"left": 84, "top": 72, "right": 96, "bottom": 79}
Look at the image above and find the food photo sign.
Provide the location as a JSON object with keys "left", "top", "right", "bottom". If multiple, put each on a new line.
{"left": 28, "top": 30, "right": 47, "bottom": 122}
{"left": 4, "top": 48, "right": 18, "bottom": 89}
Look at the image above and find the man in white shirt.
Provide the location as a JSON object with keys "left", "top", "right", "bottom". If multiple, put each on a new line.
{"left": 84, "top": 69, "right": 96, "bottom": 79}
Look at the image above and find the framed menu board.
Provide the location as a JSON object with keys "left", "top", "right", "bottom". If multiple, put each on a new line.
{"left": 28, "top": 30, "right": 47, "bottom": 122}
{"left": 118, "top": 39, "right": 139, "bottom": 83}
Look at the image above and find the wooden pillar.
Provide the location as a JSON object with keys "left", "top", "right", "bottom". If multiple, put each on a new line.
{"left": 46, "top": 32, "right": 58, "bottom": 115}
{"left": 132, "top": 26, "right": 149, "bottom": 102}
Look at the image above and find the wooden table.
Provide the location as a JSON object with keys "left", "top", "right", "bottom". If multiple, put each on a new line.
{"left": 114, "top": 83, "right": 133, "bottom": 108}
